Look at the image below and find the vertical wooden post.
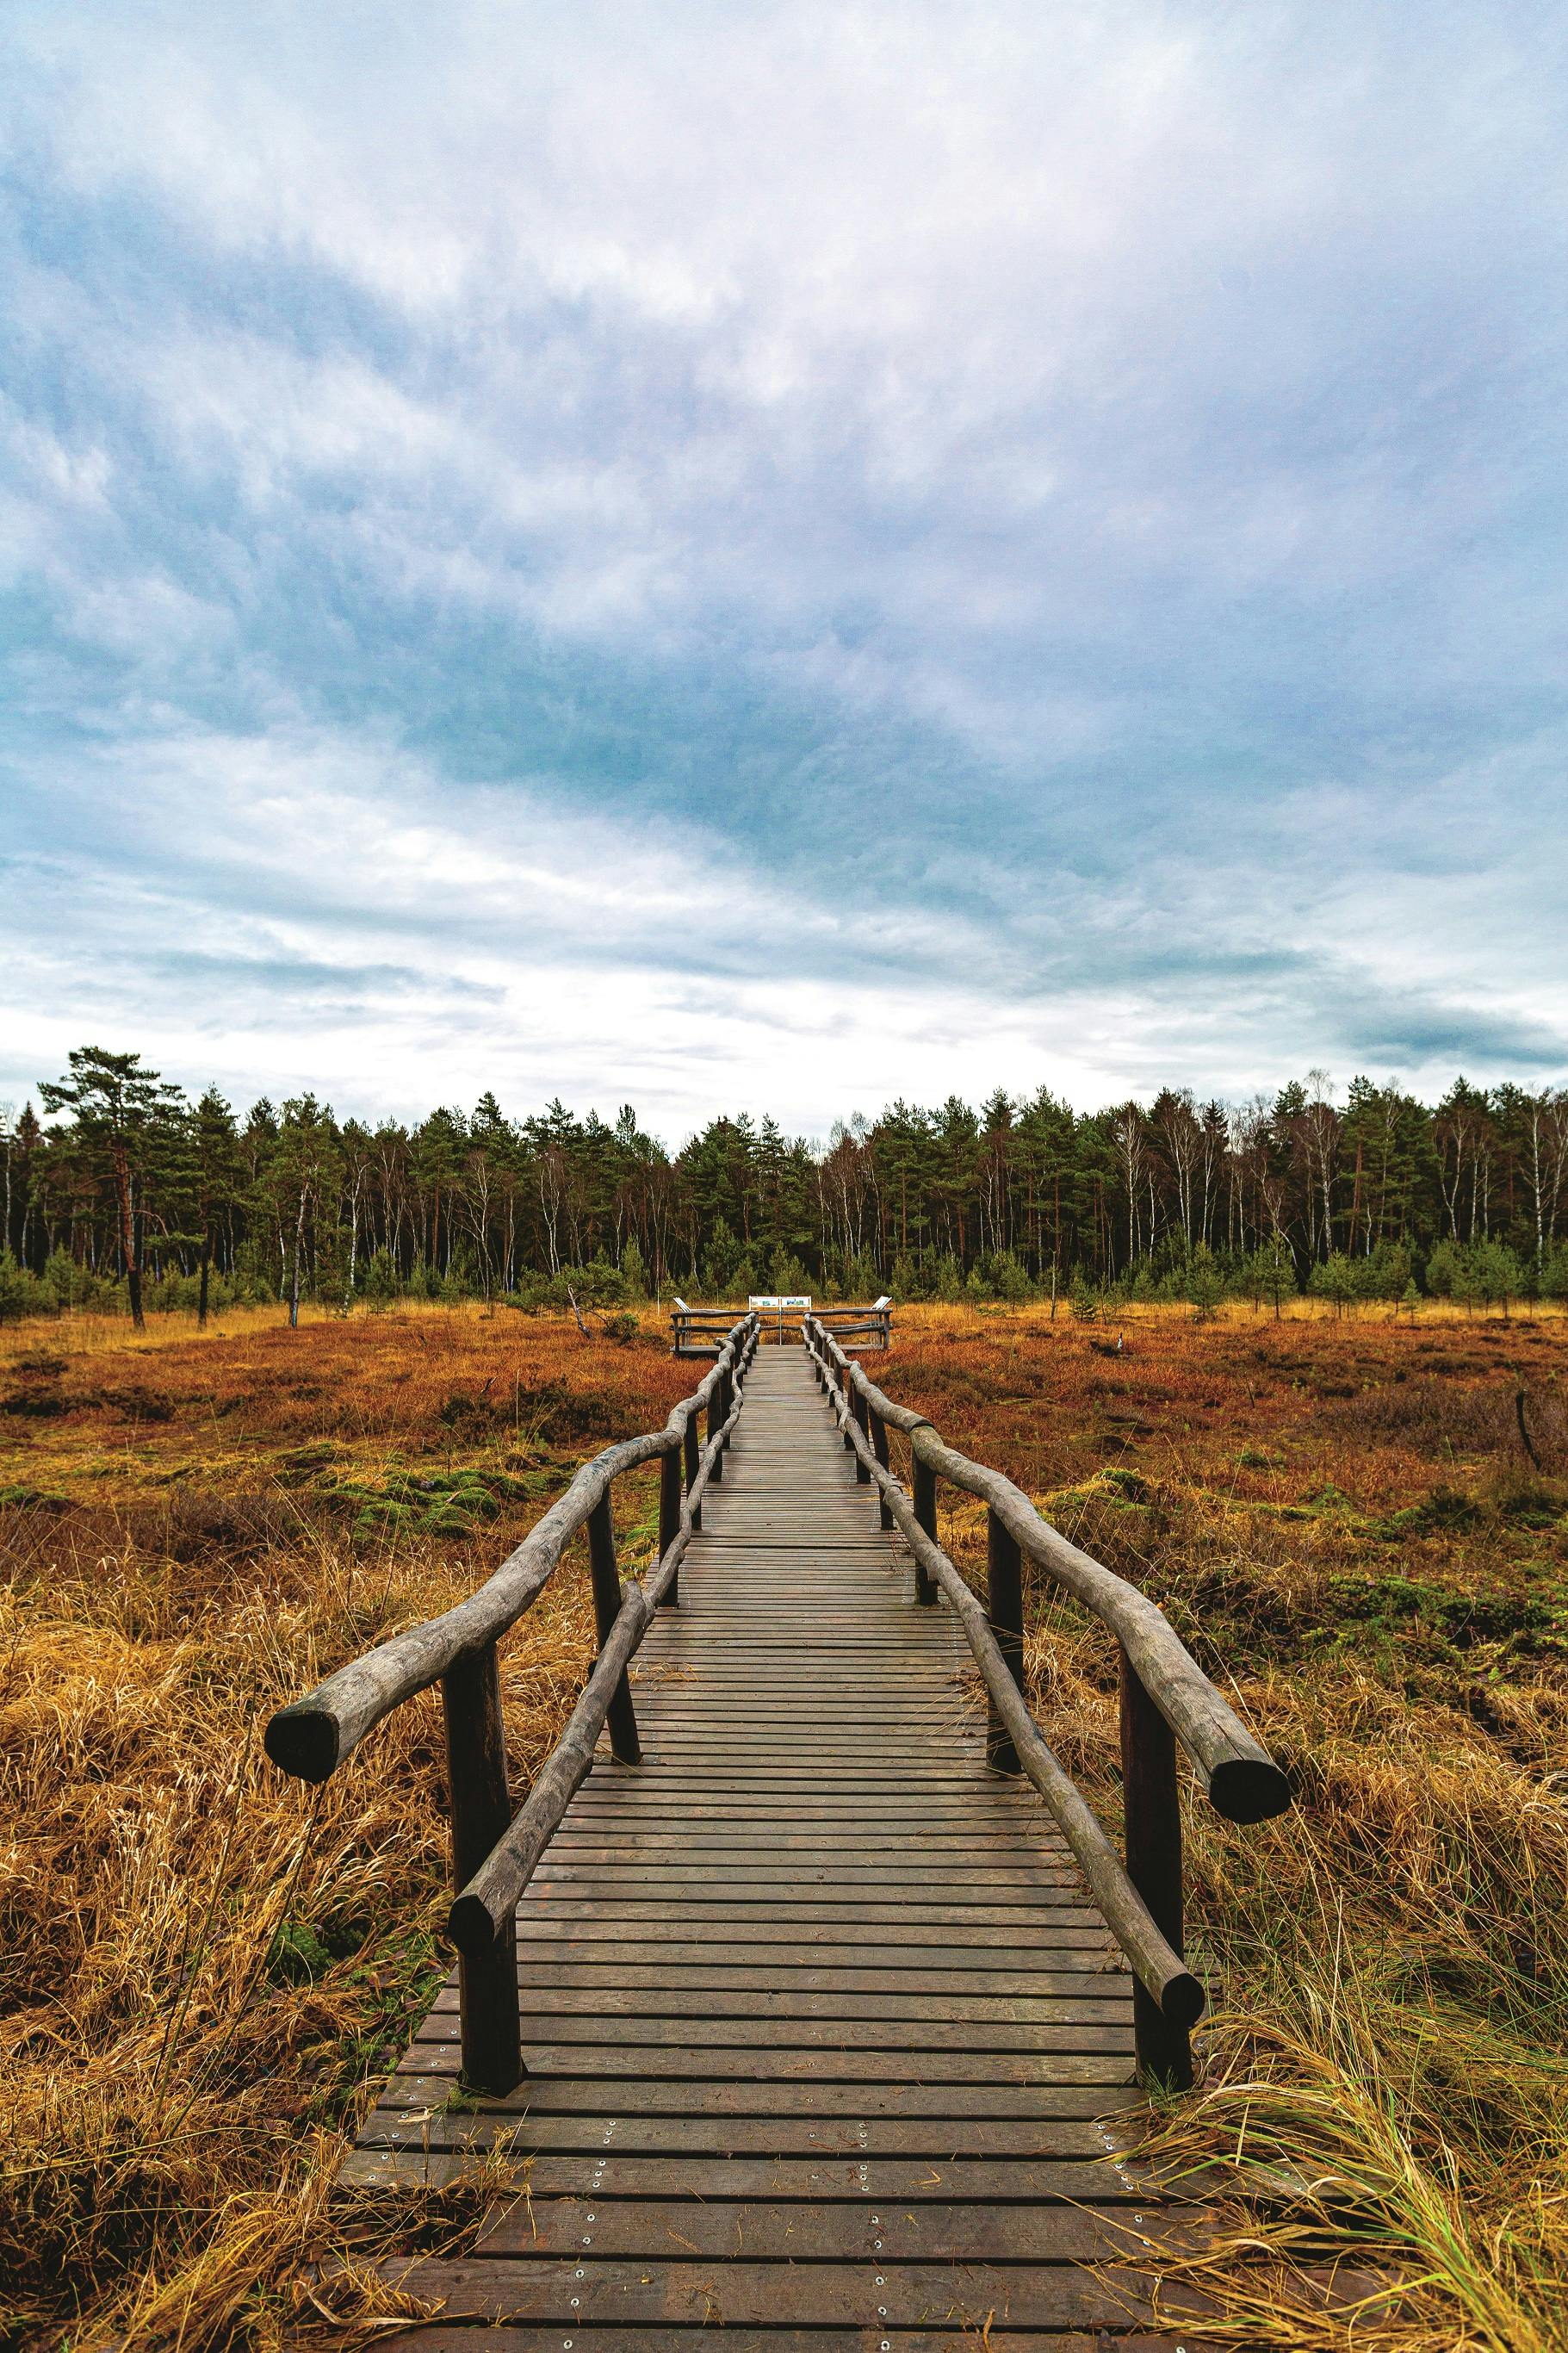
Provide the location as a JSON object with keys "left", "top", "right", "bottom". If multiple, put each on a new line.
{"left": 684, "top": 1408, "right": 702, "bottom": 1529}
{"left": 870, "top": 1404, "right": 892, "bottom": 1524}
{"left": 1119, "top": 1648, "right": 1192, "bottom": 2089}
{"left": 587, "top": 1491, "right": 641, "bottom": 1765}
{"left": 985, "top": 1506, "right": 1024, "bottom": 1774}
{"left": 840, "top": 1362, "right": 854, "bottom": 1450}
{"left": 442, "top": 1642, "right": 522, "bottom": 2093}
{"left": 709, "top": 1373, "right": 725, "bottom": 1482}
{"left": 658, "top": 1442, "right": 682, "bottom": 1605}
{"left": 852, "top": 1386, "right": 871, "bottom": 1483}
{"left": 912, "top": 1453, "right": 938, "bottom": 1606}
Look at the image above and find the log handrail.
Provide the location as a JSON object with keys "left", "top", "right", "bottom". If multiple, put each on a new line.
{"left": 266, "top": 1320, "right": 755, "bottom": 1780}
{"left": 448, "top": 1346, "right": 753, "bottom": 1954}
{"left": 265, "top": 1313, "right": 759, "bottom": 2095}
{"left": 804, "top": 1318, "right": 1286, "bottom": 1822}
{"left": 803, "top": 1313, "right": 1290, "bottom": 2089}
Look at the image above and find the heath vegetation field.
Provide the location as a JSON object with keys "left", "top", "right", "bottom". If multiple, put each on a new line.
{"left": 3, "top": 1296, "right": 1565, "bottom": 2350}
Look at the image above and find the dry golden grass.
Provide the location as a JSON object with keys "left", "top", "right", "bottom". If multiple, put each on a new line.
{"left": 0, "top": 1304, "right": 691, "bottom": 2351}
{"left": 881, "top": 1303, "right": 1568, "bottom": 2350}
{"left": 4, "top": 1298, "right": 1565, "bottom": 2348}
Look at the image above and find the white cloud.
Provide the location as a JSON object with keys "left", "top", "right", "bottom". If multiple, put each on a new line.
{"left": 5, "top": 713, "right": 1562, "bottom": 1135}
{"left": 2, "top": 3, "right": 1565, "bottom": 1120}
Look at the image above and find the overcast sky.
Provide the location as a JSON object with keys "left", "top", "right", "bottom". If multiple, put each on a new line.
{"left": 3, "top": 2, "right": 1565, "bottom": 1142}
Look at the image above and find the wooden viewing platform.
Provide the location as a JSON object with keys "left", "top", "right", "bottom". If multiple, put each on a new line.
{"left": 333, "top": 1347, "right": 1197, "bottom": 2346}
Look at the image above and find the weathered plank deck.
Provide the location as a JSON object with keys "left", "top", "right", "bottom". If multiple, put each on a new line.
{"left": 344, "top": 1344, "right": 1188, "bottom": 2349}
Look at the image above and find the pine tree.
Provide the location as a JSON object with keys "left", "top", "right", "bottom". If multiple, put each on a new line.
{"left": 38, "top": 1048, "right": 185, "bottom": 1329}
{"left": 189, "top": 1088, "right": 240, "bottom": 1326}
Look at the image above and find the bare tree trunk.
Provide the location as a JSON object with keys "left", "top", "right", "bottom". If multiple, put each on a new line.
{"left": 289, "top": 1187, "right": 307, "bottom": 1329}
{"left": 197, "top": 1233, "right": 211, "bottom": 1329}
{"left": 115, "top": 1148, "right": 145, "bottom": 1331}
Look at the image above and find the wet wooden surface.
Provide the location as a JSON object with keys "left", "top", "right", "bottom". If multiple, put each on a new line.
{"left": 342, "top": 1345, "right": 1187, "bottom": 2347}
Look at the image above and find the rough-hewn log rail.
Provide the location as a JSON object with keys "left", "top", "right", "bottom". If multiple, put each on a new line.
{"left": 265, "top": 1314, "right": 759, "bottom": 2091}
{"left": 803, "top": 1312, "right": 1291, "bottom": 2088}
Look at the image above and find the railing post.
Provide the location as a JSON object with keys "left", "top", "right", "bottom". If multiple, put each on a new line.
{"left": 587, "top": 1492, "right": 641, "bottom": 1765}
{"left": 709, "top": 1373, "right": 726, "bottom": 1481}
{"left": 870, "top": 1402, "right": 891, "bottom": 1521}
{"left": 1119, "top": 1648, "right": 1192, "bottom": 2089}
{"left": 442, "top": 1642, "right": 522, "bottom": 2093}
{"left": 985, "top": 1506, "right": 1024, "bottom": 1774}
{"left": 839, "top": 1361, "right": 854, "bottom": 1449}
{"left": 912, "top": 1452, "right": 938, "bottom": 1605}
{"left": 865, "top": 1393, "right": 888, "bottom": 1506}
{"left": 658, "top": 1442, "right": 682, "bottom": 1605}
{"left": 684, "top": 1408, "right": 702, "bottom": 1528}
{"left": 852, "top": 1385, "right": 871, "bottom": 1483}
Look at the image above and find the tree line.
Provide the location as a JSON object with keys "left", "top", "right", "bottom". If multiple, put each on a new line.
{"left": 2, "top": 1046, "right": 1566, "bottom": 1328}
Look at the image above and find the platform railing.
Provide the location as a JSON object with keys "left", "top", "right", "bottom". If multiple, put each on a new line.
{"left": 809, "top": 1298, "right": 891, "bottom": 1352}
{"left": 672, "top": 1298, "right": 891, "bottom": 1354}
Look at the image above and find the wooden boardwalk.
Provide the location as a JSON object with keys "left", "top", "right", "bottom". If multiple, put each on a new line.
{"left": 344, "top": 1345, "right": 1187, "bottom": 2349}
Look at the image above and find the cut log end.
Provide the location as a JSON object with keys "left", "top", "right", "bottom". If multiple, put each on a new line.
{"left": 1161, "top": 1969, "right": 1207, "bottom": 2031}
{"left": 263, "top": 1702, "right": 341, "bottom": 1785}
{"left": 448, "top": 1889, "right": 506, "bottom": 1957}
{"left": 1206, "top": 1754, "right": 1292, "bottom": 1824}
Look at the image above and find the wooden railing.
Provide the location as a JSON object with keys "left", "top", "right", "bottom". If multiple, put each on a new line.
{"left": 265, "top": 1314, "right": 760, "bottom": 2094}
{"left": 810, "top": 1300, "right": 891, "bottom": 1352}
{"left": 803, "top": 1313, "right": 1291, "bottom": 2089}
{"left": 670, "top": 1303, "right": 751, "bottom": 1357}
{"left": 672, "top": 1300, "right": 891, "bottom": 1355}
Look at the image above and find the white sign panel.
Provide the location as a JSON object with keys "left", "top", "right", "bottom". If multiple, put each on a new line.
{"left": 748, "top": 1294, "right": 812, "bottom": 1310}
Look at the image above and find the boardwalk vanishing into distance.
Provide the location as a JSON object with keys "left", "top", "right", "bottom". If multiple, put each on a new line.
{"left": 266, "top": 1313, "right": 1292, "bottom": 2348}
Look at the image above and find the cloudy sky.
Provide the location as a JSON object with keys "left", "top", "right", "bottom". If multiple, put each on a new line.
{"left": 3, "top": 2, "right": 1565, "bottom": 1141}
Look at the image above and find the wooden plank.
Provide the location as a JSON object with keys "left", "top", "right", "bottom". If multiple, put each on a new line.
{"left": 399, "top": 2042, "right": 1134, "bottom": 2084}
{"left": 384, "top": 2071, "right": 1134, "bottom": 2113}
{"left": 381, "top": 2329, "right": 1172, "bottom": 2353}
{"left": 361, "top": 2255, "right": 1152, "bottom": 2328}
{"left": 530, "top": 1866, "right": 1092, "bottom": 1889}
{"left": 492, "top": 1910, "right": 1113, "bottom": 1940}
{"left": 507, "top": 1940, "right": 1111, "bottom": 1980}
{"left": 359, "top": 2111, "right": 1145, "bottom": 2158}
{"left": 338, "top": 2149, "right": 1150, "bottom": 2200}
{"left": 471, "top": 2195, "right": 1200, "bottom": 2261}
{"left": 429, "top": 1987, "right": 1131, "bottom": 2023}
{"left": 511, "top": 1888, "right": 1097, "bottom": 1913}
{"left": 411, "top": 2017, "right": 1132, "bottom": 2057}
{"left": 502, "top": 1952, "right": 1120, "bottom": 1996}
